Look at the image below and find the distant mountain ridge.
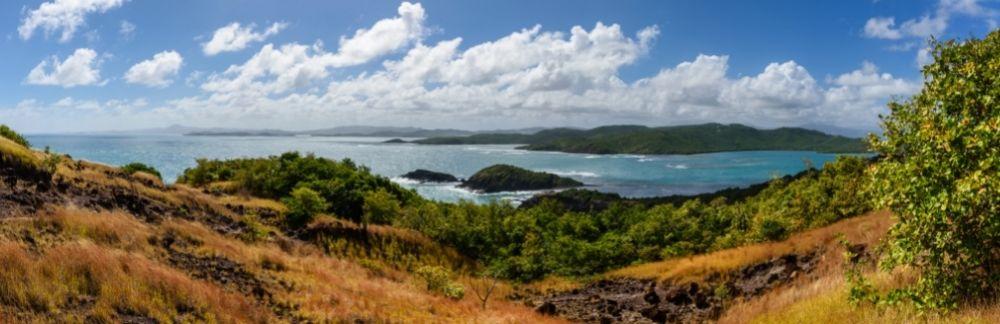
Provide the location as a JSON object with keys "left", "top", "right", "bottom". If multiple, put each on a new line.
{"left": 413, "top": 123, "right": 868, "bottom": 154}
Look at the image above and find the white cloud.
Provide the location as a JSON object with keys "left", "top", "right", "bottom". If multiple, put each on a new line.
{"left": 916, "top": 47, "right": 935, "bottom": 67}
{"left": 119, "top": 20, "right": 135, "bottom": 40}
{"left": 722, "top": 61, "right": 822, "bottom": 115}
{"left": 124, "top": 50, "right": 184, "bottom": 87}
{"left": 334, "top": 1, "right": 427, "bottom": 65}
{"left": 864, "top": 17, "right": 903, "bottom": 39}
{"left": 18, "top": 0, "right": 126, "bottom": 42}
{"left": 899, "top": 14, "right": 948, "bottom": 38}
{"left": 202, "top": 2, "right": 430, "bottom": 95}
{"left": 863, "top": 0, "right": 997, "bottom": 67}
{"left": 202, "top": 22, "right": 288, "bottom": 56}
{"left": 25, "top": 48, "right": 104, "bottom": 87}
{"left": 5, "top": 2, "right": 922, "bottom": 134}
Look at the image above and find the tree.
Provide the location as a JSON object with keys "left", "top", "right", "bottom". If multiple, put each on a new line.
{"left": 868, "top": 32, "right": 1000, "bottom": 310}
{"left": 283, "top": 187, "right": 328, "bottom": 227}
{"left": 362, "top": 188, "right": 401, "bottom": 230}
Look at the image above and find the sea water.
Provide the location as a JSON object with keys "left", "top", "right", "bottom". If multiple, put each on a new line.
{"left": 27, "top": 134, "right": 849, "bottom": 204}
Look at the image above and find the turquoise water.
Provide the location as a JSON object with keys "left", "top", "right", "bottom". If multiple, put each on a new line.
{"left": 27, "top": 134, "right": 847, "bottom": 203}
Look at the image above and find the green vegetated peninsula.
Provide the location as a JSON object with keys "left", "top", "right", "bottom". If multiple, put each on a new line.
{"left": 459, "top": 164, "right": 583, "bottom": 193}
{"left": 413, "top": 123, "right": 869, "bottom": 154}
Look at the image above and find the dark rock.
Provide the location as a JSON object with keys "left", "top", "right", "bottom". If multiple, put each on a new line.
{"left": 535, "top": 301, "right": 557, "bottom": 315}
{"left": 401, "top": 169, "right": 459, "bottom": 183}
{"left": 532, "top": 250, "right": 823, "bottom": 323}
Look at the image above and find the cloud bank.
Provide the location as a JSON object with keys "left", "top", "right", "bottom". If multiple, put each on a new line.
{"left": 7, "top": 1, "right": 924, "bottom": 134}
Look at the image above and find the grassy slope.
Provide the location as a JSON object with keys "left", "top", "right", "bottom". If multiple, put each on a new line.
{"left": 0, "top": 150, "right": 561, "bottom": 323}
{"left": 602, "top": 211, "right": 996, "bottom": 323}
{"left": 415, "top": 123, "right": 868, "bottom": 154}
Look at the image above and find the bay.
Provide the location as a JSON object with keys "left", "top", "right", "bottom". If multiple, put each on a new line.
{"left": 27, "top": 134, "right": 847, "bottom": 204}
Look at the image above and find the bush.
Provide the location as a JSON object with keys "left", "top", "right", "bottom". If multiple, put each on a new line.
{"left": 363, "top": 188, "right": 401, "bottom": 227}
{"left": 283, "top": 187, "right": 328, "bottom": 227}
{"left": 121, "top": 162, "right": 162, "bottom": 180}
{"left": 178, "top": 152, "right": 418, "bottom": 223}
{"left": 868, "top": 32, "right": 1000, "bottom": 310}
{"left": 415, "top": 265, "right": 465, "bottom": 300}
{"left": 0, "top": 125, "right": 29, "bottom": 148}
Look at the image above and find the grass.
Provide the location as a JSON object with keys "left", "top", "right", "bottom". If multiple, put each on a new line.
{"left": 0, "top": 137, "right": 42, "bottom": 171}
{"left": 0, "top": 241, "right": 268, "bottom": 322}
{"left": 723, "top": 269, "right": 1000, "bottom": 324}
{"left": 609, "top": 211, "right": 893, "bottom": 283}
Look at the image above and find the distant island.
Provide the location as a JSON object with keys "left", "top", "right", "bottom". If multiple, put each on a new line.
{"left": 412, "top": 123, "right": 868, "bottom": 154}
{"left": 460, "top": 164, "right": 583, "bottom": 193}
{"left": 401, "top": 169, "right": 459, "bottom": 183}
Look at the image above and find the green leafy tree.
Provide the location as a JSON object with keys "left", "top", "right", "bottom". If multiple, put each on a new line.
{"left": 868, "top": 33, "right": 1000, "bottom": 310}
{"left": 283, "top": 187, "right": 329, "bottom": 227}
{"left": 362, "top": 188, "right": 401, "bottom": 229}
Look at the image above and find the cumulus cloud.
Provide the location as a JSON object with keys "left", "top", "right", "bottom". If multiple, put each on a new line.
{"left": 863, "top": 0, "right": 996, "bottom": 66}
{"left": 25, "top": 48, "right": 104, "bottom": 87}
{"left": 202, "top": 2, "right": 429, "bottom": 95}
{"left": 124, "top": 50, "right": 184, "bottom": 87}
{"left": 202, "top": 22, "right": 288, "bottom": 56}
{"left": 18, "top": 0, "right": 126, "bottom": 42}
{"left": 180, "top": 18, "right": 913, "bottom": 132}
{"left": 5, "top": 2, "right": 922, "bottom": 134}
{"left": 864, "top": 17, "right": 903, "bottom": 39}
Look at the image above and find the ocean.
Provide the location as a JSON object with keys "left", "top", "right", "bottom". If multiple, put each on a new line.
{"left": 27, "top": 134, "right": 850, "bottom": 204}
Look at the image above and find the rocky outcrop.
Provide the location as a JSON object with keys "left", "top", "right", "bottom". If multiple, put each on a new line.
{"left": 525, "top": 251, "right": 821, "bottom": 323}
{"left": 401, "top": 169, "right": 459, "bottom": 183}
{"left": 460, "top": 164, "right": 583, "bottom": 193}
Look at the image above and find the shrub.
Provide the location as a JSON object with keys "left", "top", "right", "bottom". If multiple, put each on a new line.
{"left": 121, "top": 162, "right": 162, "bottom": 180}
{"left": 0, "top": 125, "right": 29, "bottom": 148}
{"left": 362, "top": 188, "right": 402, "bottom": 227}
{"left": 868, "top": 32, "right": 1000, "bottom": 310}
{"left": 415, "top": 265, "right": 464, "bottom": 300}
{"left": 282, "top": 187, "right": 328, "bottom": 227}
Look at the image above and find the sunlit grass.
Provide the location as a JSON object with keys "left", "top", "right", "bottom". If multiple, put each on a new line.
{"left": 610, "top": 211, "right": 893, "bottom": 283}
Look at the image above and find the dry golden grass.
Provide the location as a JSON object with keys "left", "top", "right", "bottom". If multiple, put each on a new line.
{"left": 40, "top": 208, "right": 153, "bottom": 252}
{"left": 0, "top": 137, "right": 41, "bottom": 170}
{"left": 610, "top": 211, "right": 893, "bottom": 283}
{"left": 215, "top": 195, "right": 288, "bottom": 213}
{"left": 0, "top": 241, "right": 268, "bottom": 323}
{"left": 722, "top": 269, "right": 999, "bottom": 324}
{"left": 131, "top": 171, "right": 165, "bottom": 188}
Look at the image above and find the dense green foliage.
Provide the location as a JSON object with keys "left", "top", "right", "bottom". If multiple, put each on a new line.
{"left": 177, "top": 149, "right": 871, "bottom": 282}
{"left": 121, "top": 162, "right": 162, "bottom": 180}
{"left": 177, "top": 152, "right": 418, "bottom": 223}
{"left": 868, "top": 32, "right": 1000, "bottom": 310}
{"left": 460, "top": 164, "right": 583, "bottom": 193}
{"left": 415, "top": 123, "right": 867, "bottom": 154}
{"left": 0, "top": 124, "right": 30, "bottom": 148}
{"left": 415, "top": 265, "right": 466, "bottom": 300}
{"left": 398, "top": 156, "right": 871, "bottom": 281}
{"left": 283, "top": 187, "right": 329, "bottom": 226}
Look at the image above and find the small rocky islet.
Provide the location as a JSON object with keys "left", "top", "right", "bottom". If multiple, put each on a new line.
{"left": 401, "top": 164, "right": 584, "bottom": 193}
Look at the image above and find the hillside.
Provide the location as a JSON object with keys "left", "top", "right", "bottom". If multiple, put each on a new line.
{"left": 0, "top": 137, "right": 559, "bottom": 322}
{"left": 414, "top": 123, "right": 869, "bottom": 154}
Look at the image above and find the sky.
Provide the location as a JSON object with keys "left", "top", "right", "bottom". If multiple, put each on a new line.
{"left": 1, "top": 0, "right": 998, "bottom": 134}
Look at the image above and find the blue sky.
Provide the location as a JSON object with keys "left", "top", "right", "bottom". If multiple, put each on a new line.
{"left": 1, "top": 0, "right": 998, "bottom": 134}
